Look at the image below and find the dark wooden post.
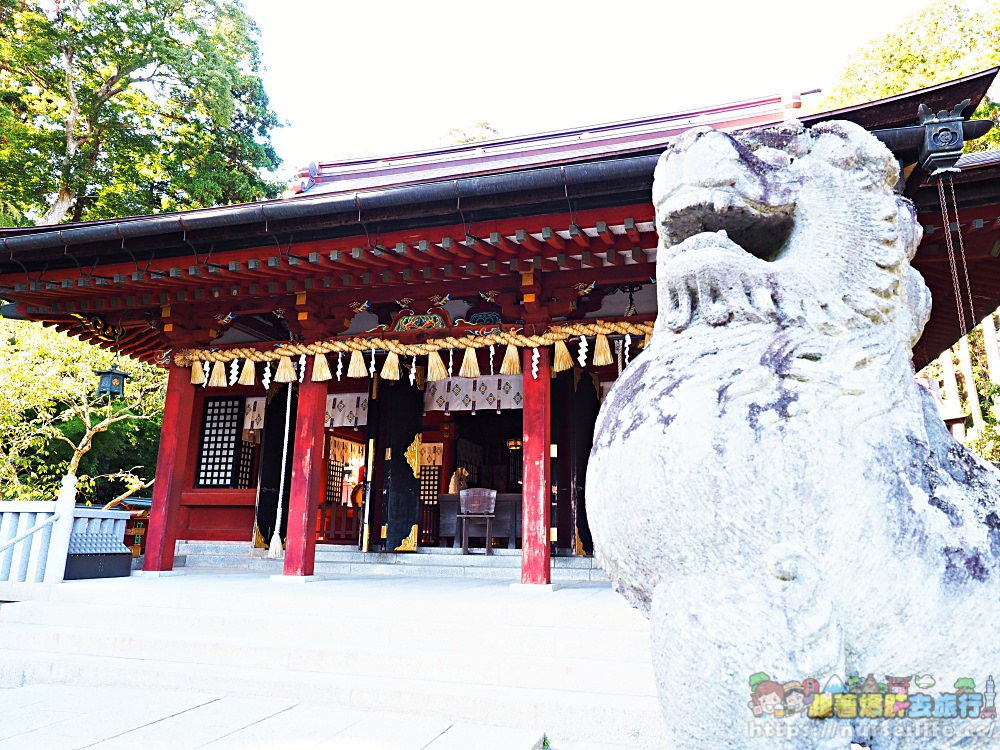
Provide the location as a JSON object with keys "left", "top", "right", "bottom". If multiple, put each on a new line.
{"left": 143, "top": 362, "right": 196, "bottom": 572}
{"left": 440, "top": 416, "right": 456, "bottom": 493}
{"left": 521, "top": 347, "right": 551, "bottom": 584}
{"left": 283, "top": 367, "right": 327, "bottom": 576}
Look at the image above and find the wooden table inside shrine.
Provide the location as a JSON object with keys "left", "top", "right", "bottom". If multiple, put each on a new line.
{"left": 437, "top": 494, "right": 522, "bottom": 550}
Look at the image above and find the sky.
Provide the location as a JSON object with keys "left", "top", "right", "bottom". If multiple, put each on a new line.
{"left": 239, "top": 0, "right": 929, "bottom": 179}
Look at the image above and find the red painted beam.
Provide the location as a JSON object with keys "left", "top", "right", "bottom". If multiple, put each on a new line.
{"left": 283, "top": 367, "right": 328, "bottom": 576}
{"left": 143, "top": 362, "right": 197, "bottom": 571}
{"left": 521, "top": 346, "right": 552, "bottom": 585}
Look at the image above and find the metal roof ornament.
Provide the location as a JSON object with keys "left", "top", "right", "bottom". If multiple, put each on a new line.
{"left": 918, "top": 98, "right": 971, "bottom": 175}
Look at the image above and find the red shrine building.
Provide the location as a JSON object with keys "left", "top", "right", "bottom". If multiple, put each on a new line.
{"left": 4, "top": 69, "right": 1000, "bottom": 584}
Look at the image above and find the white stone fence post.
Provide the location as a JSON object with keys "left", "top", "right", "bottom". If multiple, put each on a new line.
{"left": 0, "top": 474, "right": 131, "bottom": 585}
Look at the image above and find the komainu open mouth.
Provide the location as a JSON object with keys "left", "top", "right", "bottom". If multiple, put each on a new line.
{"left": 659, "top": 189, "right": 795, "bottom": 263}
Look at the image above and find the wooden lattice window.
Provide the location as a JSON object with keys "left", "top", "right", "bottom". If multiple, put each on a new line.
{"left": 326, "top": 460, "right": 345, "bottom": 504}
{"left": 236, "top": 436, "right": 258, "bottom": 489}
{"left": 419, "top": 465, "right": 441, "bottom": 545}
{"left": 508, "top": 449, "right": 523, "bottom": 491}
{"left": 196, "top": 397, "right": 244, "bottom": 488}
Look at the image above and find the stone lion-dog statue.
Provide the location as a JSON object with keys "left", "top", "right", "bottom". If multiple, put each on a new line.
{"left": 588, "top": 120, "right": 1000, "bottom": 749}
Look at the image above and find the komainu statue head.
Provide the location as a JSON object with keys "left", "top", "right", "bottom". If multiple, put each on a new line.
{"left": 587, "top": 120, "right": 1000, "bottom": 749}
{"left": 653, "top": 120, "right": 929, "bottom": 353}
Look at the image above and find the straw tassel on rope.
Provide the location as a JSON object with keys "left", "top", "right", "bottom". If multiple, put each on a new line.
{"left": 500, "top": 343, "right": 521, "bottom": 375}
{"left": 347, "top": 349, "right": 367, "bottom": 378}
{"left": 274, "top": 356, "right": 296, "bottom": 383}
{"left": 311, "top": 353, "right": 332, "bottom": 382}
{"left": 459, "top": 347, "right": 480, "bottom": 378}
{"left": 553, "top": 339, "right": 573, "bottom": 373}
{"left": 174, "top": 320, "right": 655, "bottom": 371}
{"left": 208, "top": 360, "right": 227, "bottom": 387}
{"left": 191, "top": 361, "right": 206, "bottom": 385}
{"left": 381, "top": 351, "right": 401, "bottom": 380}
{"left": 592, "top": 334, "right": 613, "bottom": 367}
{"left": 427, "top": 350, "right": 449, "bottom": 381}
{"left": 238, "top": 358, "right": 256, "bottom": 386}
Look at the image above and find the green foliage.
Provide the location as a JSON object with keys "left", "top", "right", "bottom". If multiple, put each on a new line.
{"left": 955, "top": 677, "right": 977, "bottom": 693}
{"left": 0, "top": 317, "right": 165, "bottom": 501}
{"left": 441, "top": 121, "right": 499, "bottom": 144}
{"left": 815, "top": 0, "right": 1000, "bottom": 151}
{"left": 818, "top": 1, "right": 1000, "bottom": 465}
{"left": 956, "top": 327, "right": 1000, "bottom": 464}
{"left": 0, "top": 0, "right": 283, "bottom": 224}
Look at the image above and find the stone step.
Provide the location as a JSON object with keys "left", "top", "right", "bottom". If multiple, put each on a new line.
{"left": 0, "top": 601, "right": 653, "bottom": 663}
{"left": 34, "top": 579, "right": 636, "bottom": 630}
{"left": 173, "top": 541, "right": 607, "bottom": 582}
{"left": 0, "top": 621, "right": 654, "bottom": 696}
{"left": 0, "top": 648, "right": 664, "bottom": 747}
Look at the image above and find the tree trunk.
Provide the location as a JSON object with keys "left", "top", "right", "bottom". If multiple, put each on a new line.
{"left": 956, "top": 336, "right": 984, "bottom": 432}
{"left": 37, "top": 187, "right": 76, "bottom": 226}
{"left": 981, "top": 310, "right": 1000, "bottom": 384}
{"left": 940, "top": 348, "right": 963, "bottom": 407}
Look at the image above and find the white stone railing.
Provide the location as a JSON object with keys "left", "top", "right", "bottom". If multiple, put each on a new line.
{"left": 0, "top": 475, "right": 131, "bottom": 585}
{"left": 0, "top": 501, "right": 59, "bottom": 583}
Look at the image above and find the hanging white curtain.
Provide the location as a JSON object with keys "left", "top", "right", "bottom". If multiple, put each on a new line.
{"left": 325, "top": 393, "right": 370, "bottom": 428}
{"left": 423, "top": 376, "right": 524, "bottom": 413}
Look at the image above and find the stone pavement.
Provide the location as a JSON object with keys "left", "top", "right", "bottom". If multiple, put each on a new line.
{"left": 0, "top": 571, "right": 664, "bottom": 748}
{"left": 0, "top": 684, "right": 561, "bottom": 749}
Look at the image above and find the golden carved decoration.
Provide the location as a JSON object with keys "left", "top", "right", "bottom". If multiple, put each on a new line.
{"left": 252, "top": 522, "right": 267, "bottom": 549}
{"left": 381, "top": 524, "right": 388, "bottom": 539}
{"left": 395, "top": 524, "right": 419, "bottom": 552}
{"left": 71, "top": 313, "right": 126, "bottom": 343}
{"left": 405, "top": 434, "right": 422, "bottom": 478}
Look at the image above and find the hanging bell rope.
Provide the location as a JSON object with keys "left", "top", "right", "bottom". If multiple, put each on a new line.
{"left": 268, "top": 382, "right": 294, "bottom": 559}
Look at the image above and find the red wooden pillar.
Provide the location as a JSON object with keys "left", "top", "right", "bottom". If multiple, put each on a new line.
{"left": 521, "top": 347, "right": 552, "bottom": 584}
{"left": 283, "top": 368, "right": 327, "bottom": 576}
{"left": 143, "top": 362, "right": 197, "bottom": 572}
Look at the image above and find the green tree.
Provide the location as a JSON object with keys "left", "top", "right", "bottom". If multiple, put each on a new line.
{"left": 954, "top": 677, "right": 977, "bottom": 694}
{"left": 0, "top": 317, "right": 165, "bottom": 502}
{"left": 0, "top": 0, "right": 283, "bottom": 225}
{"left": 820, "top": 0, "right": 1000, "bottom": 464}
{"left": 816, "top": 0, "right": 1000, "bottom": 151}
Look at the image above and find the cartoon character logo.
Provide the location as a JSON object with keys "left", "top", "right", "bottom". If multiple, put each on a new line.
{"left": 748, "top": 673, "right": 786, "bottom": 718}
{"left": 783, "top": 682, "right": 809, "bottom": 715}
